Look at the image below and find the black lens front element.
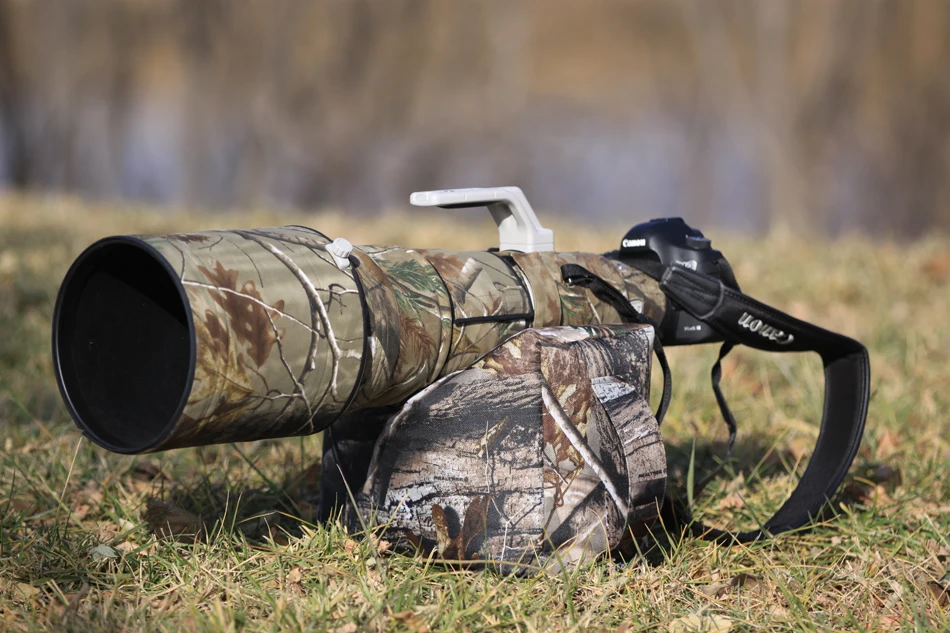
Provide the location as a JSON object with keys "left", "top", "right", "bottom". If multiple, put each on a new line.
{"left": 53, "top": 238, "right": 195, "bottom": 453}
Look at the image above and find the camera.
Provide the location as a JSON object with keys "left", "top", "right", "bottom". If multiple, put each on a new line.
{"left": 617, "top": 217, "right": 739, "bottom": 346}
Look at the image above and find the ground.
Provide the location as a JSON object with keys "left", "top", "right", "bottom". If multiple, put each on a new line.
{"left": 0, "top": 194, "right": 948, "bottom": 632}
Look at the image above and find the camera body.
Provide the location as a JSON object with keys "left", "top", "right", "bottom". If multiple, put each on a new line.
{"left": 618, "top": 217, "right": 738, "bottom": 346}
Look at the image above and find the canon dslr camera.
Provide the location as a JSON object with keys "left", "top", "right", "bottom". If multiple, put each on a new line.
{"left": 617, "top": 217, "right": 741, "bottom": 346}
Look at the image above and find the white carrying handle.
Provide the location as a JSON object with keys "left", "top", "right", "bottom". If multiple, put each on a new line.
{"left": 409, "top": 186, "right": 555, "bottom": 252}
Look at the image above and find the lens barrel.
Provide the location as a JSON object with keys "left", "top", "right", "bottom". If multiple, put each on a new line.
{"left": 54, "top": 228, "right": 367, "bottom": 452}
{"left": 53, "top": 227, "right": 667, "bottom": 454}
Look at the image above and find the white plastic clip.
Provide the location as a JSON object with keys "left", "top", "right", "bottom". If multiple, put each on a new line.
{"left": 409, "top": 186, "right": 555, "bottom": 252}
{"left": 326, "top": 237, "right": 354, "bottom": 270}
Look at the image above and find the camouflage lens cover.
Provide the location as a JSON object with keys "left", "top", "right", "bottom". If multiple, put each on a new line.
{"left": 355, "top": 323, "right": 667, "bottom": 574}
{"left": 57, "top": 221, "right": 669, "bottom": 459}
{"left": 144, "top": 227, "right": 366, "bottom": 450}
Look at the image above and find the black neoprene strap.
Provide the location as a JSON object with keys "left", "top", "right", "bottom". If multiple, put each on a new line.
{"left": 693, "top": 340, "right": 737, "bottom": 498}
{"left": 575, "top": 261, "right": 870, "bottom": 543}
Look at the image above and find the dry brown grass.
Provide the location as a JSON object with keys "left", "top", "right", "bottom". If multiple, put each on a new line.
{"left": 1, "top": 194, "right": 949, "bottom": 631}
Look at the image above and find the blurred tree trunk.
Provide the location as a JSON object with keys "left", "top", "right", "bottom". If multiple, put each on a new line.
{"left": 2, "top": 0, "right": 949, "bottom": 235}
{"left": 0, "top": 1, "right": 26, "bottom": 186}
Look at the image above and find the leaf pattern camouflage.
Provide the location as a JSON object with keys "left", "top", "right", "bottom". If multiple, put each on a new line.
{"left": 612, "top": 259, "right": 667, "bottom": 324}
{"left": 508, "top": 251, "right": 666, "bottom": 327}
{"left": 140, "top": 227, "right": 365, "bottom": 450}
{"left": 354, "top": 324, "right": 667, "bottom": 574}
{"left": 347, "top": 246, "right": 453, "bottom": 409}
{"left": 416, "top": 249, "right": 532, "bottom": 375}
{"left": 77, "top": 219, "right": 668, "bottom": 456}
{"left": 346, "top": 247, "right": 666, "bottom": 412}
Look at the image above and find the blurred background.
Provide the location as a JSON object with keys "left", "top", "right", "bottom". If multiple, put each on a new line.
{"left": 1, "top": 0, "right": 949, "bottom": 236}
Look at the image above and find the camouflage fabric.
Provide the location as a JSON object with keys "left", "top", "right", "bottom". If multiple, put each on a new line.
{"left": 505, "top": 251, "right": 562, "bottom": 326}
{"left": 355, "top": 324, "right": 667, "bottom": 574}
{"left": 71, "top": 222, "right": 668, "bottom": 455}
{"left": 508, "top": 251, "right": 666, "bottom": 326}
{"left": 348, "top": 247, "right": 665, "bottom": 408}
{"left": 348, "top": 246, "right": 453, "bottom": 409}
{"left": 417, "top": 249, "right": 532, "bottom": 375}
{"left": 612, "top": 259, "right": 667, "bottom": 324}
{"left": 141, "top": 227, "right": 365, "bottom": 450}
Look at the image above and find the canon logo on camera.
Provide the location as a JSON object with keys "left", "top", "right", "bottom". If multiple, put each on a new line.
{"left": 738, "top": 312, "right": 795, "bottom": 345}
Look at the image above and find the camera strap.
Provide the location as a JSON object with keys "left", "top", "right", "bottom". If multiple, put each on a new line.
{"left": 563, "top": 262, "right": 870, "bottom": 543}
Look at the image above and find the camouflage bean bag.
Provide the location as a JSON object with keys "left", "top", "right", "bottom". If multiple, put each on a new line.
{"left": 354, "top": 323, "right": 667, "bottom": 573}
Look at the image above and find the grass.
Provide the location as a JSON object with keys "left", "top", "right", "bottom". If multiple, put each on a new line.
{"left": 1, "top": 193, "right": 949, "bottom": 632}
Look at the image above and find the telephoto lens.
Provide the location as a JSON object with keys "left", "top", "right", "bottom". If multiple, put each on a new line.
{"left": 54, "top": 222, "right": 665, "bottom": 454}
